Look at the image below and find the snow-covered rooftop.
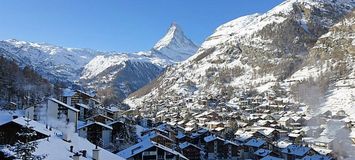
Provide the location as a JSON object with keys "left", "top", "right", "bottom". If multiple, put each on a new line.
{"left": 245, "top": 138, "right": 266, "bottom": 148}
{"left": 117, "top": 139, "right": 188, "bottom": 159}
{"left": 11, "top": 117, "right": 51, "bottom": 136}
{"left": 281, "top": 144, "right": 311, "bottom": 156}
{"left": 77, "top": 121, "right": 113, "bottom": 130}
{"left": 49, "top": 98, "right": 79, "bottom": 112}
{"left": 179, "top": 142, "right": 201, "bottom": 150}
{"left": 204, "top": 135, "right": 224, "bottom": 143}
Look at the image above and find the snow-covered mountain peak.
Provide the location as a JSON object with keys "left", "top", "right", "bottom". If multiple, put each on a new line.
{"left": 153, "top": 23, "right": 184, "bottom": 50}
{"left": 152, "top": 23, "right": 198, "bottom": 61}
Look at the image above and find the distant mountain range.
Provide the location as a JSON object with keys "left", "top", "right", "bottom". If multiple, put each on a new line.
{"left": 0, "top": 23, "right": 198, "bottom": 100}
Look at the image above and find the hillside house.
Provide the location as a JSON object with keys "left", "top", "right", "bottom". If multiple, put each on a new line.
{"left": 78, "top": 121, "right": 112, "bottom": 148}
{"left": 203, "top": 135, "right": 225, "bottom": 159}
{"left": 206, "top": 121, "right": 224, "bottom": 130}
{"left": 281, "top": 145, "right": 316, "bottom": 160}
{"left": 223, "top": 140, "right": 241, "bottom": 160}
{"left": 117, "top": 140, "right": 188, "bottom": 160}
{"left": 86, "top": 114, "right": 113, "bottom": 124}
{"left": 61, "top": 89, "right": 94, "bottom": 106}
{"left": 179, "top": 142, "right": 202, "bottom": 160}
{"left": 244, "top": 138, "right": 267, "bottom": 159}
{"left": 109, "top": 120, "right": 134, "bottom": 146}
{"left": 47, "top": 98, "right": 79, "bottom": 129}
{"left": 0, "top": 117, "right": 50, "bottom": 145}
{"left": 105, "top": 105, "right": 122, "bottom": 119}
{"left": 189, "top": 128, "right": 210, "bottom": 146}
{"left": 75, "top": 103, "right": 91, "bottom": 120}
{"left": 141, "top": 131, "right": 175, "bottom": 148}
{"left": 278, "top": 117, "right": 295, "bottom": 128}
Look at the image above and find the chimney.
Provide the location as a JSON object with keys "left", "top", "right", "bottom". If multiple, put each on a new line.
{"left": 93, "top": 148, "right": 100, "bottom": 160}
{"left": 81, "top": 150, "right": 87, "bottom": 158}
{"left": 12, "top": 115, "right": 18, "bottom": 119}
{"left": 72, "top": 152, "right": 81, "bottom": 160}
{"left": 63, "top": 132, "right": 71, "bottom": 142}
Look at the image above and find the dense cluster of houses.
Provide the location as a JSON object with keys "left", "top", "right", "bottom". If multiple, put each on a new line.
{"left": 126, "top": 91, "right": 355, "bottom": 159}
{"left": 0, "top": 88, "right": 354, "bottom": 159}
{"left": 116, "top": 122, "right": 333, "bottom": 160}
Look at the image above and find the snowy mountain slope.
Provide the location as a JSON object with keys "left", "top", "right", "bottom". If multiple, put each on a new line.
{"left": 290, "top": 10, "right": 355, "bottom": 118}
{"left": 79, "top": 23, "right": 198, "bottom": 100}
{"left": 126, "top": 0, "right": 354, "bottom": 107}
{"left": 80, "top": 54, "right": 164, "bottom": 100}
{"left": 0, "top": 39, "right": 102, "bottom": 81}
{"left": 80, "top": 52, "right": 171, "bottom": 80}
{"left": 152, "top": 23, "right": 198, "bottom": 62}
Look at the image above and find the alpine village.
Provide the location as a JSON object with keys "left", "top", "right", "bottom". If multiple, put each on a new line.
{"left": 0, "top": 0, "right": 354, "bottom": 160}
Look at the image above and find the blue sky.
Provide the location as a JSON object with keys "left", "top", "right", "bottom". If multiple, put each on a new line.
{"left": 0, "top": 0, "right": 284, "bottom": 52}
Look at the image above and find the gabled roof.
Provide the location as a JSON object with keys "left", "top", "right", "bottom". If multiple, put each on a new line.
{"left": 49, "top": 98, "right": 79, "bottom": 112}
{"left": 77, "top": 121, "right": 113, "bottom": 130}
{"left": 179, "top": 142, "right": 201, "bottom": 150}
{"left": 107, "top": 120, "right": 124, "bottom": 126}
{"left": 204, "top": 135, "right": 224, "bottom": 143}
{"left": 9, "top": 117, "right": 51, "bottom": 136}
{"left": 141, "top": 131, "right": 174, "bottom": 142}
{"left": 281, "top": 144, "right": 311, "bottom": 156}
{"left": 86, "top": 114, "right": 114, "bottom": 121}
{"left": 117, "top": 140, "right": 188, "bottom": 159}
{"left": 235, "top": 131, "right": 253, "bottom": 141}
{"left": 76, "top": 90, "right": 94, "bottom": 98}
{"left": 224, "top": 140, "right": 240, "bottom": 146}
{"left": 245, "top": 138, "right": 266, "bottom": 148}
{"left": 257, "top": 127, "right": 276, "bottom": 136}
